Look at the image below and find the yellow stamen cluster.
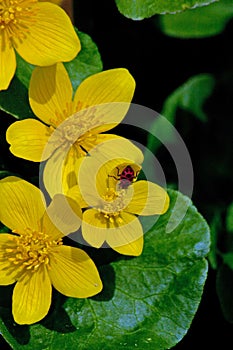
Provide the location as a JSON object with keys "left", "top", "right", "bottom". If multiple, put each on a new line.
{"left": 0, "top": 0, "right": 37, "bottom": 40}
{"left": 4, "top": 228, "right": 62, "bottom": 272}
{"left": 99, "top": 188, "right": 127, "bottom": 224}
{"left": 49, "top": 102, "right": 99, "bottom": 156}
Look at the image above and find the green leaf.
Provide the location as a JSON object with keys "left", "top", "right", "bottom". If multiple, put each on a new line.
{"left": 162, "top": 74, "right": 215, "bottom": 123}
{"left": 215, "top": 203, "right": 233, "bottom": 323}
{"left": 115, "top": 0, "right": 217, "bottom": 20}
{"left": 0, "top": 171, "right": 21, "bottom": 180}
{"left": 64, "top": 31, "right": 103, "bottom": 93}
{"left": 147, "top": 74, "right": 215, "bottom": 154}
{"left": 226, "top": 202, "right": 233, "bottom": 233}
{"left": 0, "top": 190, "right": 210, "bottom": 350}
{"left": 160, "top": 0, "right": 233, "bottom": 38}
{"left": 216, "top": 264, "right": 233, "bottom": 323}
{"left": 0, "top": 75, "right": 34, "bottom": 120}
{"left": 15, "top": 53, "right": 34, "bottom": 90}
{"left": 0, "top": 225, "right": 10, "bottom": 233}
{"left": 208, "top": 211, "right": 222, "bottom": 269}
{"left": 222, "top": 252, "right": 233, "bottom": 270}
{"left": 0, "top": 30, "right": 102, "bottom": 120}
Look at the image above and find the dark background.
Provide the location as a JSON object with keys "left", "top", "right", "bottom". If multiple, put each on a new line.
{"left": 1, "top": 0, "right": 233, "bottom": 348}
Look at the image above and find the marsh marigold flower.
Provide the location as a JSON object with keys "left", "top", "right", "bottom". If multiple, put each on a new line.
{"left": 6, "top": 62, "right": 136, "bottom": 196}
{"left": 0, "top": 176, "right": 102, "bottom": 325}
{"left": 76, "top": 157, "right": 170, "bottom": 256}
{"left": 0, "top": 0, "right": 80, "bottom": 90}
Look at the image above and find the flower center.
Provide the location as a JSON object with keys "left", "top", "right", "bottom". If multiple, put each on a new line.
{"left": 0, "top": 0, "right": 37, "bottom": 39}
{"left": 4, "top": 228, "right": 62, "bottom": 272}
{"left": 98, "top": 188, "right": 127, "bottom": 224}
{"left": 48, "top": 103, "right": 100, "bottom": 157}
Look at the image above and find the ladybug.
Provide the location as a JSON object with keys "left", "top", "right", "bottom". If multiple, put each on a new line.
{"left": 109, "top": 165, "right": 139, "bottom": 189}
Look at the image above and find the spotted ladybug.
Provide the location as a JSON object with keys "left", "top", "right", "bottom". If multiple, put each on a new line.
{"left": 109, "top": 165, "right": 139, "bottom": 189}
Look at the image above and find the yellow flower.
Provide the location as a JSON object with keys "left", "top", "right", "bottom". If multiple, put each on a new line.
{"left": 6, "top": 62, "right": 136, "bottom": 196}
{"left": 0, "top": 0, "right": 80, "bottom": 90}
{"left": 0, "top": 176, "right": 102, "bottom": 325}
{"left": 77, "top": 158, "right": 170, "bottom": 256}
{"left": 67, "top": 138, "right": 144, "bottom": 208}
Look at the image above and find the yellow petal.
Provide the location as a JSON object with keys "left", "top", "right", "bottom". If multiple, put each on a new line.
{"left": 0, "top": 39, "right": 16, "bottom": 91}
{"left": 67, "top": 185, "right": 88, "bottom": 208}
{"left": 125, "top": 181, "right": 170, "bottom": 216}
{"left": 74, "top": 69, "right": 135, "bottom": 132}
{"left": 42, "top": 194, "right": 82, "bottom": 239}
{"left": 106, "top": 212, "right": 144, "bottom": 256}
{"left": 12, "top": 266, "right": 52, "bottom": 325}
{"left": 82, "top": 209, "right": 107, "bottom": 248}
{"left": 43, "top": 143, "right": 84, "bottom": 199}
{"left": 87, "top": 137, "right": 144, "bottom": 168}
{"left": 0, "top": 234, "right": 20, "bottom": 285}
{"left": 42, "top": 144, "right": 70, "bottom": 198}
{"left": 29, "top": 63, "right": 73, "bottom": 127}
{"left": 49, "top": 245, "right": 102, "bottom": 297}
{"left": 0, "top": 177, "right": 46, "bottom": 232}
{"left": 113, "top": 236, "right": 144, "bottom": 257}
{"left": 74, "top": 157, "right": 101, "bottom": 207}
{"left": 6, "top": 119, "right": 52, "bottom": 162}
{"left": 14, "top": 3, "right": 80, "bottom": 66}
{"left": 79, "top": 133, "right": 120, "bottom": 155}
{"left": 75, "top": 68, "right": 135, "bottom": 108}
{"left": 61, "top": 149, "right": 81, "bottom": 195}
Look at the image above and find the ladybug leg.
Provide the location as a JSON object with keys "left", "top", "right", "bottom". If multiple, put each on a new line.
{"left": 108, "top": 168, "right": 121, "bottom": 182}
{"left": 115, "top": 167, "right": 121, "bottom": 177}
{"left": 108, "top": 174, "right": 119, "bottom": 180}
{"left": 108, "top": 167, "right": 121, "bottom": 179}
